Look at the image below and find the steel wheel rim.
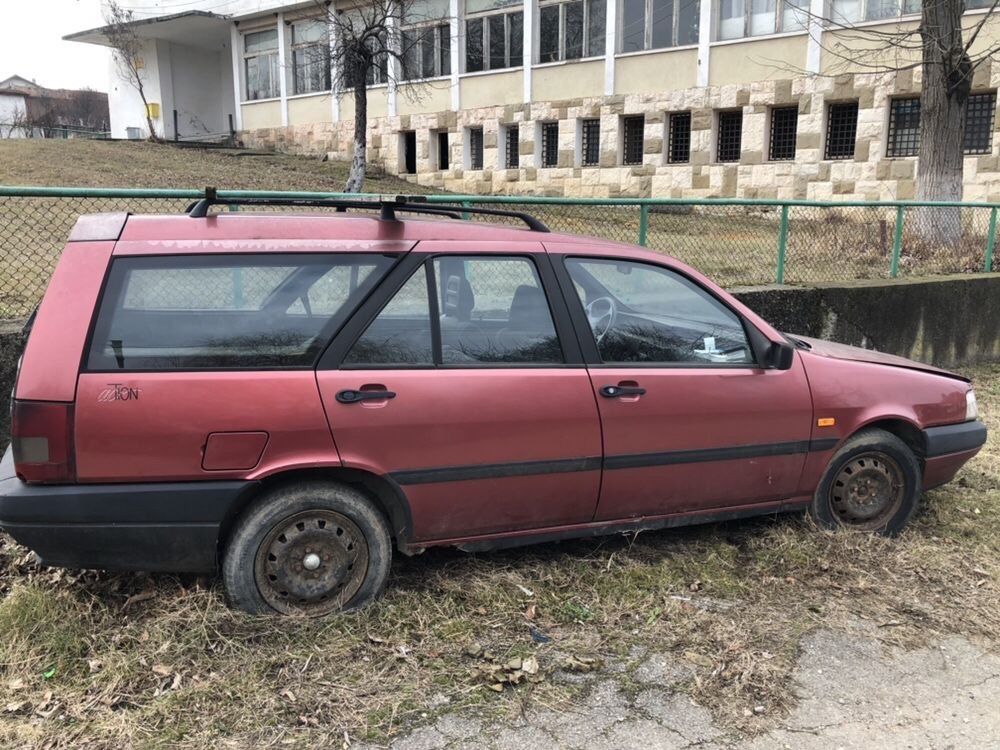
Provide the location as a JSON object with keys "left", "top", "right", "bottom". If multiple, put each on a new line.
{"left": 254, "top": 509, "right": 369, "bottom": 616}
{"left": 829, "top": 451, "right": 905, "bottom": 530}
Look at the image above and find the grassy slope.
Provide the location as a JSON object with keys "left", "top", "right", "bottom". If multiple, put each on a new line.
{"left": 0, "top": 363, "right": 996, "bottom": 749}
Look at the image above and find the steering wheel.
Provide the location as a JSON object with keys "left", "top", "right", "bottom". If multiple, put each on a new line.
{"left": 585, "top": 296, "right": 617, "bottom": 343}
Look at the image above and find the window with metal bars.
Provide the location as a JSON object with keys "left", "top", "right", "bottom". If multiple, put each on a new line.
{"left": 716, "top": 110, "right": 742, "bottom": 163}
{"left": 622, "top": 115, "right": 645, "bottom": 166}
{"left": 666, "top": 112, "right": 691, "bottom": 164}
{"left": 886, "top": 98, "right": 920, "bottom": 158}
{"left": 825, "top": 102, "right": 858, "bottom": 160}
{"left": 467, "top": 127, "right": 484, "bottom": 170}
{"left": 768, "top": 106, "right": 798, "bottom": 161}
{"left": 504, "top": 125, "right": 520, "bottom": 168}
{"left": 541, "top": 122, "right": 559, "bottom": 167}
{"left": 964, "top": 92, "right": 996, "bottom": 155}
{"left": 580, "top": 118, "right": 600, "bottom": 166}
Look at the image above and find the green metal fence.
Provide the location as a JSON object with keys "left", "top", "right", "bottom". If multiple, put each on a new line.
{"left": 1, "top": 185, "right": 998, "bottom": 319}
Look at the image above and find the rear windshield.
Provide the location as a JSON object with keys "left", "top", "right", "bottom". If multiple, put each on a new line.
{"left": 86, "top": 253, "right": 395, "bottom": 370}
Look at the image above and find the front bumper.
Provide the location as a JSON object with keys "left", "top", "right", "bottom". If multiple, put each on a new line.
{"left": 921, "top": 420, "right": 988, "bottom": 490}
{"left": 0, "top": 447, "right": 255, "bottom": 573}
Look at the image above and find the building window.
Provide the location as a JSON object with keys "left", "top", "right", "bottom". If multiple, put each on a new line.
{"left": 467, "top": 127, "right": 484, "bottom": 169}
{"left": 580, "top": 118, "right": 601, "bottom": 166}
{"left": 340, "top": 22, "right": 389, "bottom": 87}
{"left": 622, "top": 115, "right": 645, "bottom": 165}
{"left": 964, "top": 91, "right": 996, "bottom": 155}
{"left": 621, "top": 0, "right": 700, "bottom": 52}
{"left": 436, "top": 131, "right": 450, "bottom": 169}
{"left": 540, "top": 121, "right": 560, "bottom": 167}
{"left": 716, "top": 110, "right": 742, "bottom": 162}
{"left": 539, "top": 0, "right": 606, "bottom": 63}
{"left": 718, "top": 0, "right": 808, "bottom": 40}
{"left": 401, "top": 131, "right": 417, "bottom": 174}
{"left": 243, "top": 28, "right": 280, "bottom": 101}
{"left": 502, "top": 124, "right": 520, "bottom": 168}
{"left": 466, "top": 0, "right": 523, "bottom": 72}
{"left": 825, "top": 102, "right": 858, "bottom": 160}
{"left": 886, "top": 97, "right": 920, "bottom": 158}
{"left": 290, "top": 20, "right": 330, "bottom": 95}
{"left": 402, "top": 23, "right": 451, "bottom": 80}
{"left": 829, "top": 0, "right": 920, "bottom": 24}
{"left": 666, "top": 111, "right": 691, "bottom": 163}
{"left": 769, "top": 106, "right": 798, "bottom": 161}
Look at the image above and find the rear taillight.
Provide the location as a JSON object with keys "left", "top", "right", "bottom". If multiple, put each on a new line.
{"left": 11, "top": 400, "right": 75, "bottom": 484}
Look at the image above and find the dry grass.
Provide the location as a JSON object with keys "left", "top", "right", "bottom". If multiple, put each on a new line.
{"left": 0, "top": 363, "right": 996, "bottom": 748}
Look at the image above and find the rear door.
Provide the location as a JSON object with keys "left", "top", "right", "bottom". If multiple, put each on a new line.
{"left": 75, "top": 243, "right": 400, "bottom": 482}
{"left": 315, "top": 243, "right": 603, "bottom": 543}
{"left": 553, "top": 249, "right": 814, "bottom": 521}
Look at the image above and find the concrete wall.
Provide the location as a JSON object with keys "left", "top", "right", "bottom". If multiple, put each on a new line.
{"left": 1, "top": 273, "right": 997, "bottom": 442}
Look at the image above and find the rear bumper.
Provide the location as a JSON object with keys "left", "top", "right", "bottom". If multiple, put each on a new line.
{"left": 0, "top": 447, "right": 255, "bottom": 573}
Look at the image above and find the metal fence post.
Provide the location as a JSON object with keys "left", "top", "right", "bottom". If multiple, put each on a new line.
{"left": 461, "top": 200, "right": 471, "bottom": 221}
{"left": 890, "top": 206, "right": 905, "bottom": 278}
{"left": 638, "top": 204, "right": 649, "bottom": 247}
{"left": 985, "top": 206, "right": 998, "bottom": 273}
{"left": 775, "top": 204, "right": 789, "bottom": 284}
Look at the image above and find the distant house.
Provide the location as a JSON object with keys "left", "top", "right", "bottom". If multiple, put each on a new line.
{"left": 0, "top": 74, "right": 110, "bottom": 139}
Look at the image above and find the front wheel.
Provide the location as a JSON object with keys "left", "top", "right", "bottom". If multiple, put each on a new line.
{"left": 810, "top": 428, "right": 922, "bottom": 536}
{"left": 222, "top": 481, "right": 393, "bottom": 616}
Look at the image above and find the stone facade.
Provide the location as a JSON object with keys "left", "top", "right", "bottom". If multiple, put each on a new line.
{"left": 243, "top": 63, "right": 1000, "bottom": 202}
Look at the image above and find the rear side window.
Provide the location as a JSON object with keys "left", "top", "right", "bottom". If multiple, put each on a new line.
{"left": 87, "top": 254, "right": 395, "bottom": 370}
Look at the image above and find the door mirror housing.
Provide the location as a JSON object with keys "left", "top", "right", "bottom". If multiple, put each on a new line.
{"left": 765, "top": 341, "right": 795, "bottom": 370}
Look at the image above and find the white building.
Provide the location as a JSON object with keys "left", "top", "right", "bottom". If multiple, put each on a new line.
{"left": 68, "top": 0, "right": 1000, "bottom": 200}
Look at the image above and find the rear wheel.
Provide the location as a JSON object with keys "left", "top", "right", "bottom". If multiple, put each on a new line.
{"left": 810, "top": 429, "right": 922, "bottom": 536}
{"left": 223, "top": 481, "right": 392, "bottom": 615}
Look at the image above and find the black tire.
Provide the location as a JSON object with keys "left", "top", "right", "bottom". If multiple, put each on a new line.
{"left": 222, "top": 481, "right": 392, "bottom": 616}
{"left": 810, "top": 428, "right": 922, "bottom": 536}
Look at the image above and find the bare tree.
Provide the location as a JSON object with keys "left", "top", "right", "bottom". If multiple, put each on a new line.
{"left": 2, "top": 108, "right": 30, "bottom": 139}
{"left": 811, "top": 0, "right": 999, "bottom": 241}
{"left": 310, "top": 0, "right": 440, "bottom": 192}
{"left": 104, "top": 1, "right": 159, "bottom": 141}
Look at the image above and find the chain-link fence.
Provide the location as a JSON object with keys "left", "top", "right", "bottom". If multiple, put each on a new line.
{"left": 1, "top": 187, "right": 997, "bottom": 319}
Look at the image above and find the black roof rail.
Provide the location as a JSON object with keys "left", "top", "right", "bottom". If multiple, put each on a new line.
{"left": 185, "top": 189, "right": 550, "bottom": 232}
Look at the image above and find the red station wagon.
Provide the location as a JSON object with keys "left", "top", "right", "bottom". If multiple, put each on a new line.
{"left": 0, "top": 196, "right": 987, "bottom": 615}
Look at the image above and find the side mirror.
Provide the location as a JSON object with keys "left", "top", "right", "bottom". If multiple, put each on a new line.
{"left": 765, "top": 341, "right": 795, "bottom": 370}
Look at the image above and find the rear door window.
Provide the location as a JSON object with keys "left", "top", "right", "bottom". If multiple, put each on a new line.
{"left": 87, "top": 253, "right": 395, "bottom": 370}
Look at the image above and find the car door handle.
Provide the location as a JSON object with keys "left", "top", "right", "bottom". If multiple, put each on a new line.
{"left": 600, "top": 384, "right": 646, "bottom": 398}
{"left": 336, "top": 389, "right": 397, "bottom": 404}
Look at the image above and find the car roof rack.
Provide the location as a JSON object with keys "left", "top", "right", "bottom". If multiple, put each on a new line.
{"left": 185, "top": 188, "right": 550, "bottom": 232}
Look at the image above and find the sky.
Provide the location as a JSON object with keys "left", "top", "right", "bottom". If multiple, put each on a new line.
{"left": 0, "top": 0, "right": 109, "bottom": 92}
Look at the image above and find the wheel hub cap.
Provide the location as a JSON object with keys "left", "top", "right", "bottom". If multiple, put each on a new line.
{"left": 254, "top": 510, "right": 369, "bottom": 616}
{"left": 830, "top": 452, "right": 904, "bottom": 529}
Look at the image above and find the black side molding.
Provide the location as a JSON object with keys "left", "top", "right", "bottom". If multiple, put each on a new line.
{"left": 924, "top": 420, "right": 988, "bottom": 458}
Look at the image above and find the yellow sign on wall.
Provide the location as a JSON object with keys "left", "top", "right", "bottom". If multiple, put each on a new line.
{"left": 145, "top": 102, "right": 160, "bottom": 119}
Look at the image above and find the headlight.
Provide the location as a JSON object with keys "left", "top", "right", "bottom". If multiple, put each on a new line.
{"left": 966, "top": 390, "right": 979, "bottom": 421}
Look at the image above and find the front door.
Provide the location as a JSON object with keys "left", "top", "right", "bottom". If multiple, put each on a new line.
{"left": 558, "top": 253, "right": 814, "bottom": 521}
{"left": 316, "top": 246, "right": 603, "bottom": 543}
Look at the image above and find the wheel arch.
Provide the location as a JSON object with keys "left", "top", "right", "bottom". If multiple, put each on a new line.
{"left": 851, "top": 416, "right": 927, "bottom": 461}
{"left": 217, "top": 467, "right": 415, "bottom": 560}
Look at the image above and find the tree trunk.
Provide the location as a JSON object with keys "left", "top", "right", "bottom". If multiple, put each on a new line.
{"left": 913, "top": 0, "right": 972, "bottom": 245}
{"left": 345, "top": 81, "right": 368, "bottom": 193}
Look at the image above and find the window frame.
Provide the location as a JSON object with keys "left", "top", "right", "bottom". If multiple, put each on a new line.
{"left": 579, "top": 117, "right": 601, "bottom": 167}
{"left": 885, "top": 96, "right": 920, "bottom": 158}
{"left": 290, "top": 18, "right": 331, "bottom": 96}
{"left": 827, "top": 0, "right": 921, "bottom": 26}
{"left": 716, "top": 109, "right": 743, "bottom": 163}
{"left": 401, "top": 21, "right": 452, "bottom": 81}
{"left": 466, "top": 126, "right": 485, "bottom": 169}
{"left": 553, "top": 254, "right": 770, "bottom": 369}
{"left": 620, "top": 0, "right": 701, "bottom": 52}
{"left": 768, "top": 105, "right": 798, "bottom": 161}
{"left": 964, "top": 91, "right": 996, "bottom": 155}
{"left": 824, "top": 100, "right": 859, "bottom": 160}
{"left": 86, "top": 252, "right": 400, "bottom": 373}
{"left": 243, "top": 28, "right": 280, "bottom": 101}
{"left": 321, "top": 251, "right": 585, "bottom": 370}
{"left": 502, "top": 123, "right": 520, "bottom": 168}
{"left": 540, "top": 121, "right": 560, "bottom": 167}
{"left": 717, "top": 0, "right": 809, "bottom": 41}
{"left": 464, "top": 4, "right": 524, "bottom": 72}
{"left": 665, "top": 111, "right": 691, "bottom": 164}
{"left": 621, "top": 114, "right": 645, "bottom": 166}
{"left": 538, "top": 0, "right": 606, "bottom": 63}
